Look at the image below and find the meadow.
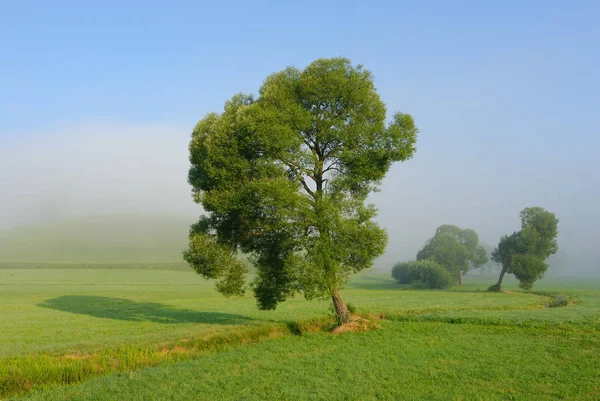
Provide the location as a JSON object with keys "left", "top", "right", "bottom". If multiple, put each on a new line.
{"left": 1, "top": 266, "right": 599, "bottom": 400}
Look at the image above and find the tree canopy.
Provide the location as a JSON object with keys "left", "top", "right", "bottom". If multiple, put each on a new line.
{"left": 184, "top": 57, "right": 418, "bottom": 323}
{"left": 489, "top": 207, "right": 559, "bottom": 291}
{"left": 416, "top": 224, "right": 488, "bottom": 285}
{"left": 391, "top": 259, "right": 452, "bottom": 289}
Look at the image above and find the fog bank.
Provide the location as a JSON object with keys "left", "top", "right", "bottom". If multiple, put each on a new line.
{"left": 1, "top": 120, "right": 598, "bottom": 275}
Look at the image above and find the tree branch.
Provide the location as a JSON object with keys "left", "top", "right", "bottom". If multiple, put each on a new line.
{"left": 279, "top": 155, "right": 315, "bottom": 181}
{"left": 323, "top": 165, "right": 343, "bottom": 174}
{"left": 298, "top": 176, "right": 315, "bottom": 197}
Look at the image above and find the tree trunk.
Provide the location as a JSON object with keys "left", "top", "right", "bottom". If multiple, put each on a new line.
{"left": 331, "top": 287, "right": 351, "bottom": 324}
{"left": 457, "top": 271, "right": 462, "bottom": 286}
{"left": 488, "top": 265, "right": 508, "bottom": 292}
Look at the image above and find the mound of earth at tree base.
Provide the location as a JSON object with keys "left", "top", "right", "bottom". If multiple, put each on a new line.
{"left": 331, "top": 315, "right": 381, "bottom": 334}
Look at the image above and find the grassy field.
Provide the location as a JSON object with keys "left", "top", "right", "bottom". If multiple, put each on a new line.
{"left": 1, "top": 267, "right": 599, "bottom": 400}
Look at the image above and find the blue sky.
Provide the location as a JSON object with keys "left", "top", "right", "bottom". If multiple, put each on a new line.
{"left": 2, "top": 1, "right": 598, "bottom": 135}
{"left": 1, "top": 0, "right": 599, "bottom": 268}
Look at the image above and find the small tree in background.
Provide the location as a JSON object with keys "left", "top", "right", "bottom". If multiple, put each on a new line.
{"left": 184, "top": 58, "right": 418, "bottom": 324}
{"left": 488, "top": 207, "right": 559, "bottom": 292}
{"left": 416, "top": 225, "right": 488, "bottom": 285}
{"left": 391, "top": 261, "right": 412, "bottom": 284}
{"left": 408, "top": 259, "right": 453, "bottom": 289}
{"left": 391, "top": 260, "right": 452, "bottom": 289}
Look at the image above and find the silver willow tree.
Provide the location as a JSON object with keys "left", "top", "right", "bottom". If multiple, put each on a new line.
{"left": 184, "top": 58, "right": 418, "bottom": 323}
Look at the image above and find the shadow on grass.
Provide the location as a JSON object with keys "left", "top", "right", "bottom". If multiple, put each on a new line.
{"left": 38, "top": 295, "right": 252, "bottom": 325}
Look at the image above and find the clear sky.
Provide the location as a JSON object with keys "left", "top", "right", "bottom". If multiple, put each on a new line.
{"left": 1, "top": 1, "right": 599, "bottom": 269}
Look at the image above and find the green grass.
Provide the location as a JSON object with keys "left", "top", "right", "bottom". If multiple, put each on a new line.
{"left": 1, "top": 267, "right": 599, "bottom": 400}
{"left": 0, "top": 269, "right": 546, "bottom": 357}
{"left": 17, "top": 321, "right": 600, "bottom": 401}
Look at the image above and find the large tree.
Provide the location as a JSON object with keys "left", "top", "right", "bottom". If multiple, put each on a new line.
{"left": 416, "top": 224, "right": 488, "bottom": 285}
{"left": 184, "top": 58, "right": 418, "bottom": 323}
{"left": 488, "top": 207, "right": 559, "bottom": 292}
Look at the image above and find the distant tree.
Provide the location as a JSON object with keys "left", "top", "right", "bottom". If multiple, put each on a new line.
{"left": 407, "top": 259, "right": 453, "bottom": 289}
{"left": 488, "top": 207, "right": 559, "bottom": 292}
{"left": 472, "top": 244, "right": 489, "bottom": 268}
{"left": 391, "top": 261, "right": 412, "bottom": 284}
{"left": 474, "top": 243, "right": 502, "bottom": 276}
{"left": 417, "top": 225, "right": 488, "bottom": 285}
{"left": 417, "top": 233, "right": 469, "bottom": 284}
{"left": 184, "top": 58, "right": 418, "bottom": 324}
{"left": 391, "top": 260, "right": 452, "bottom": 289}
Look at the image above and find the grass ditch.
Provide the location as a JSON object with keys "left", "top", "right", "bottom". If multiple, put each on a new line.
{"left": 2, "top": 313, "right": 383, "bottom": 399}
{"left": 0, "top": 318, "right": 334, "bottom": 399}
{"left": 369, "top": 291, "right": 587, "bottom": 329}
{"left": 534, "top": 291, "right": 578, "bottom": 308}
